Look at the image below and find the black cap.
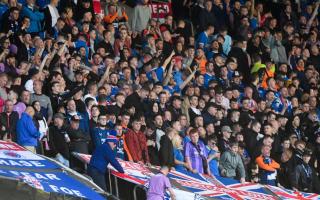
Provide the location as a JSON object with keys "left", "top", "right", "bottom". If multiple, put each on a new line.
{"left": 171, "top": 95, "right": 183, "bottom": 102}
{"left": 53, "top": 113, "right": 65, "bottom": 120}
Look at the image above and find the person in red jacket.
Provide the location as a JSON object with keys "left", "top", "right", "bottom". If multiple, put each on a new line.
{"left": 125, "top": 117, "right": 150, "bottom": 164}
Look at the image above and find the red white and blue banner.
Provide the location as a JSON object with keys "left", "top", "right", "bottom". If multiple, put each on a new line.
{"left": 0, "top": 140, "right": 60, "bottom": 169}
{"left": 0, "top": 169, "right": 105, "bottom": 200}
{"left": 73, "top": 152, "right": 320, "bottom": 200}
{"left": 0, "top": 141, "right": 104, "bottom": 200}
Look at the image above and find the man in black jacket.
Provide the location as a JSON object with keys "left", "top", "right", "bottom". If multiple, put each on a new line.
{"left": 49, "top": 81, "right": 84, "bottom": 112}
{"left": 48, "top": 113, "right": 70, "bottom": 167}
{"left": 244, "top": 120, "right": 262, "bottom": 157}
{"left": 68, "top": 115, "right": 90, "bottom": 173}
{"left": 228, "top": 40, "right": 250, "bottom": 84}
{"left": 198, "top": 0, "right": 217, "bottom": 32}
{"left": 159, "top": 128, "right": 175, "bottom": 168}
{"left": 124, "top": 85, "right": 149, "bottom": 115}
{"left": 0, "top": 100, "right": 19, "bottom": 142}
{"left": 292, "top": 149, "right": 320, "bottom": 193}
{"left": 43, "top": 0, "right": 60, "bottom": 35}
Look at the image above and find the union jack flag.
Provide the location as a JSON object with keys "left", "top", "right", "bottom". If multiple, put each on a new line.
{"left": 266, "top": 185, "right": 320, "bottom": 200}
{"left": 20, "top": 175, "right": 44, "bottom": 191}
{"left": 72, "top": 152, "right": 320, "bottom": 200}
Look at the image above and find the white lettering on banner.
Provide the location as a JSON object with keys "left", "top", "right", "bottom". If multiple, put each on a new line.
{"left": 49, "top": 185, "right": 85, "bottom": 198}
{"left": 46, "top": 174, "right": 60, "bottom": 181}
{"left": 8, "top": 171, "right": 61, "bottom": 181}
{"left": 150, "top": 4, "right": 169, "bottom": 14}
{"left": 0, "top": 159, "right": 45, "bottom": 167}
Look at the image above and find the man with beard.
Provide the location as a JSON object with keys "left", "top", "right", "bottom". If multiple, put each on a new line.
{"left": 91, "top": 114, "right": 117, "bottom": 150}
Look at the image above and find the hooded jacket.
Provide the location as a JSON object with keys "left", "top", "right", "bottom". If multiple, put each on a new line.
{"left": 219, "top": 150, "right": 246, "bottom": 179}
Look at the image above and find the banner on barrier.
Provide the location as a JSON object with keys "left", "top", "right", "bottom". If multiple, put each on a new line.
{"left": 72, "top": 152, "right": 320, "bottom": 200}
{"left": 0, "top": 141, "right": 59, "bottom": 169}
{"left": 0, "top": 169, "right": 105, "bottom": 200}
{"left": 0, "top": 141, "right": 104, "bottom": 200}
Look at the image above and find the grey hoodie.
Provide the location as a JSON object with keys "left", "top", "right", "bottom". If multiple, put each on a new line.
{"left": 219, "top": 150, "right": 246, "bottom": 179}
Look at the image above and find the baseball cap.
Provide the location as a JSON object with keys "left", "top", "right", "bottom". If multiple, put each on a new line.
{"left": 53, "top": 113, "right": 65, "bottom": 120}
{"left": 221, "top": 125, "right": 232, "bottom": 133}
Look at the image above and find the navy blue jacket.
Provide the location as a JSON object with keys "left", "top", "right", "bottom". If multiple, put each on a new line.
{"left": 89, "top": 142, "right": 124, "bottom": 174}
{"left": 91, "top": 127, "right": 117, "bottom": 150}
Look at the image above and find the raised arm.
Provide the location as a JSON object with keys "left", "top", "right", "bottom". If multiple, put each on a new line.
{"left": 306, "top": 2, "right": 320, "bottom": 31}
{"left": 162, "top": 51, "right": 175, "bottom": 69}
{"left": 179, "top": 67, "right": 197, "bottom": 90}
{"left": 38, "top": 54, "right": 50, "bottom": 73}
{"left": 163, "top": 60, "right": 175, "bottom": 86}
{"left": 98, "top": 65, "right": 111, "bottom": 87}
{"left": 250, "top": 0, "right": 255, "bottom": 19}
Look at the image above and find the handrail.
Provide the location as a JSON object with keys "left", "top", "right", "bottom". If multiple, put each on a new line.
{"left": 114, "top": 175, "right": 119, "bottom": 197}
{"left": 108, "top": 169, "right": 113, "bottom": 195}
{"left": 133, "top": 184, "right": 147, "bottom": 200}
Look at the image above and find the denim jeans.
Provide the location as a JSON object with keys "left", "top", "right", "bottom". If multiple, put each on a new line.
{"left": 88, "top": 166, "right": 107, "bottom": 191}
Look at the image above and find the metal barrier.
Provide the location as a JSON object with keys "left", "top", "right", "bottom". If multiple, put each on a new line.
{"left": 108, "top": 169, "right": 113, "bottom": 195}
{"left": 114, "top": 175, "right": 119, "bottom": 198}
{"left": 133, "top": 184, "right": 147, "bottom": 200}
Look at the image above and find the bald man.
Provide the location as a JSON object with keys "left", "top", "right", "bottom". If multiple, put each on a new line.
{"left": 17, "top": 106, "right": 41, "bottom": 153}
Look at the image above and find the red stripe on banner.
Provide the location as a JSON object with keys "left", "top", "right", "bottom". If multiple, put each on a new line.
{"left": 229, "top": 182, "right": 256, "bottom": 188}
{"left": 0, "top": 141, "right": 26, "bottom": 151}
{"left": 111, "top": 170, "right": 146, "bottom": 185}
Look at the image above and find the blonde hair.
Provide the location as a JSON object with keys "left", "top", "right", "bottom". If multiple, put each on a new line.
{"left": 172, "top": 134, "right": 182, "bottom": 149}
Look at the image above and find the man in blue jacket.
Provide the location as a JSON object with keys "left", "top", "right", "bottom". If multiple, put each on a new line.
{"left": 88, "top": 135, "right": 124, "bottom": 191}
{"left": 21, "top": 0, "right": 44, "bottom": 34}
{"left": 91, "top": 114, "right": 117, "bottom": 151}
{"left": 17, "top": 106, "right": 41, "bottom": 153}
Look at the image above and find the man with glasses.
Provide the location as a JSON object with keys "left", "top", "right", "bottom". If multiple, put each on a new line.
{"left": 91, "top": 114, "right": 117, "bottom": 151}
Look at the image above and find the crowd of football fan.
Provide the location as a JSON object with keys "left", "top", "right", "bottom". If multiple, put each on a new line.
{"left": 0, "top": 0, "right": 319, "bottom": 194}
